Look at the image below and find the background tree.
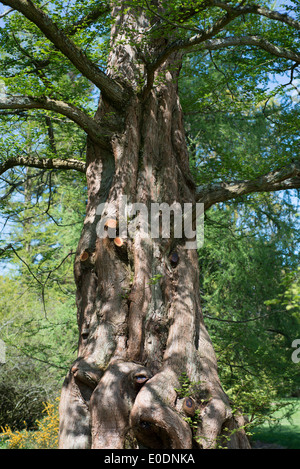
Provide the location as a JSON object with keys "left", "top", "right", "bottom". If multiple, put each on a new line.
{"left": 0, "top": 0, "right": 299, "bottom": 449}
{"left": 0, "top": 151, "right": 85, "bottom": 430}
{"left": 198, "top": 199, "right": 300, "bottom": 419}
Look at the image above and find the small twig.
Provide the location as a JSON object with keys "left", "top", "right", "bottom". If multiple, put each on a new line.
{"left": 208, "top": 50, "right": 236, "bottom": 100}
{"left": 0, "top": 7, "right": 14, "bottom": 18}
{"left": 9, "top": 343, "right": 66, "bottom": 370}
{"left": 143, "top": 0, "right": 201, "bottom": 33}
{"left": 9, "top": 245, "right": 42, "bottom": 285}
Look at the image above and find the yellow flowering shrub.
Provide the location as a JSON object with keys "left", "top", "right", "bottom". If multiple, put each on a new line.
{"left": 1, "top": 398, "right": 59, "bottom": 449}
{"left": 0, "top": 426, "right": 28, "bottom": 449}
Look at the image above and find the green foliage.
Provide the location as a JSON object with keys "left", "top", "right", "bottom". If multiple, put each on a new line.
{"left": 1, "top": 399, "right": 59, "bottom": 449}
{"left": 181, "top": 56, "right": 300, "bottom": 185}
{"left": 174, "top": 373, "right": 207, "bottom": 401}
{"left": 0, "top": 1, "right": 91, "bottom": 433}
{"left": 0, "top": 270, "right": 78, "bottom": 430}
{"left": 179, "top": 6, "right": 300, "bottom": 185}
{"left": 0, "top": 121, "right": 85, "bottom": 432}
{"left": 266, "top": 267, "right": 300, "bottom": 315}
{"left": 174, "top": 373, "right": 194, "bottom": 398}
{"left": 148, "top": 273, "right": 163, "bottom": 285}
{"left": 0, "top": 373, "right": 47, "bottom": 431}
{"left": 198, "top": 195, "right": 300, "bottom": 421}
{"left": 0, "top": 0, "right": 108, "bottom": 107}
{"left": 252, "top": 398, "right": 300, "bottom": 449}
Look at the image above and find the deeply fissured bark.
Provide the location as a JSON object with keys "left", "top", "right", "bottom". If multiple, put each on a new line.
{"left": 59, "top": 4, "right": 250, "bottom": 450}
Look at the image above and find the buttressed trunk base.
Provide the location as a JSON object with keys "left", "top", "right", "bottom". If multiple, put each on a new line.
{"left": 59, "top": 5, "right": 251, "bottom": 450}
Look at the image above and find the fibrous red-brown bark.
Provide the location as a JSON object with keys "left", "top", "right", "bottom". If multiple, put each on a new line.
{"left": 59, "top": 4, "right": 250, "bottom": 450}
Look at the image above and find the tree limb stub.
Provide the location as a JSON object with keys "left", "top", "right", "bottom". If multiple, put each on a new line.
{"left": 130, "top": 376, "right": 193, "bottom": 449}
{"left": 90, "top": 361, "right": 153, "bottom": 449}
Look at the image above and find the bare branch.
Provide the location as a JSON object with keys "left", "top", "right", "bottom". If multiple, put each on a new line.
{"left": 196, "top": 161, "right": 300, "bottom": 210}
{"left": 211, "top": 1, "right": 300, "bottom": 31}
{"left": 9, "top": 243, "right": 42, "bottom": 285}
{"left": 193, "top": 35, "right": 300, "bottom": 64}
{"left": 0, "top": 95, "right": 111, "bottom": 147}
{"left": 1, "top": 0, "right": 127, "bottom": 105}
{"left": 0, "top": 155, "right": 86, "bottom": 176}
{"left": 161, "top": 33, "right": 300, "bottom": 65}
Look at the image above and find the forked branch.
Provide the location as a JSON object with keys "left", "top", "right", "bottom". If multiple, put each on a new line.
{"left": 144, "top": 2, "right": 300, "bottom": 93}
{"left": 130, "top": 377, "right": 193, "bottom": 449}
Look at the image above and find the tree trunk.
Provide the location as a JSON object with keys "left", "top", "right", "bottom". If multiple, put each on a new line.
{"left": 59, "top": 4, "right": 250, "bottom": 450}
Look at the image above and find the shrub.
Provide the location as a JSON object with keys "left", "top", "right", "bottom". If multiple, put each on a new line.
{"left": 0, "top": 380, "right": 47, "bottom": 431}
{"left": 1, "top": 398, "right": 59, "bottom": 449}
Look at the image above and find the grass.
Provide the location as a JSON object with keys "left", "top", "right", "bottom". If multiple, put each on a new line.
{"left": 251, "top": 398, "right": 300, "bottom": 449}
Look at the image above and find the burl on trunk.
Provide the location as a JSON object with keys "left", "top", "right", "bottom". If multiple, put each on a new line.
{"left": 59, "top": 5, "right": 250, "bottom": 450}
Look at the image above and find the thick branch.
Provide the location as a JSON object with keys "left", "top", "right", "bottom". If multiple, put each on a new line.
{"left": 0, "top": 155, "right": 86, "bottom": 176}
{"left": 1, "top": 0, "right": 126, "bottom": 105}
{"left": 194, "top": 35, "right": 300, "bottom": 63}
{"left": 211, "top": 1, "right": 300, "bottom": 31}
{"left": 196, "top": 161, "right": 300, "bottom": 210}
{"left": 0, "top": 95, "right": 111, "bottom": 147}
{"left": 175, "top": 0, "right": 300, "bottom": 31}
{"left": 146, "top": 10, "right": 300, "bottom": 86}
{"left": 156, "top": 33, "right": 300, "bottom": 66}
